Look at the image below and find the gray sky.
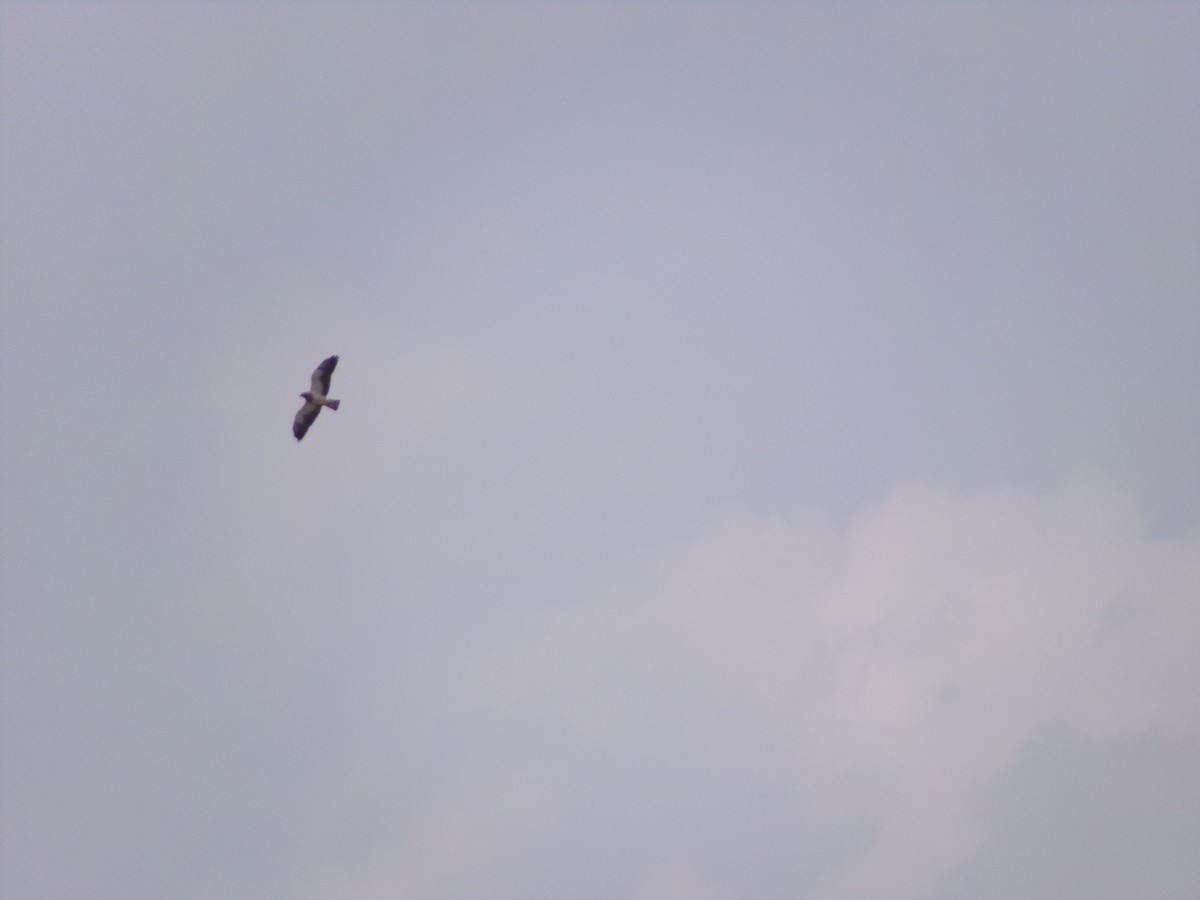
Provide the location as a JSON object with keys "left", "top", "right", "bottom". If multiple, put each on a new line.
{"left": 2, "top": 4, "right": 1198, "bottom": 899}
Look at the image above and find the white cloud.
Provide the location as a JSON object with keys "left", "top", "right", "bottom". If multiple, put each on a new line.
{"left": 420, "top": 478, "right": 1200, "bottom": 900}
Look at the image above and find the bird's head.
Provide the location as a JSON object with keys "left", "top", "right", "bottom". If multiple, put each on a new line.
{"left": 299, "top": 391, "right": 313, "bottom": 401}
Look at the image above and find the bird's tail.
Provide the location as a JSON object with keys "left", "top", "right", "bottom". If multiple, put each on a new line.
{"left": 325, "top": 399, "right": 341, "bottom": 411}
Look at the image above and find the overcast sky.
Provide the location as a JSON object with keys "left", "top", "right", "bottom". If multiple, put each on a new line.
{"left": 2, "top": 3, "right": 1198, "bottom": 899}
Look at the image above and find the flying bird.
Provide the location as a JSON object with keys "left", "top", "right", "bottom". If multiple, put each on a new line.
{"left": 293, "top": 355, "right": 341, "bottom": 441}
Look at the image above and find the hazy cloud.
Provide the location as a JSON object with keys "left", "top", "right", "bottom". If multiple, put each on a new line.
{"left": 300, "top": 481, "right": 1200, "bottom": 899}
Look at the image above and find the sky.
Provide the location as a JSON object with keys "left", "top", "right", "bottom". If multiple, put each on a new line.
{"left": 1, "top": 3, "right": 1198, "bottom": 899}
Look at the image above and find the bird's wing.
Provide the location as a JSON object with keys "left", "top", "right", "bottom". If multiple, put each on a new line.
{"left": 293, "top": 400, "right": 321, "bottom": 441}
{"left": 311, "top": 355, "right": 339, "bottom": 397}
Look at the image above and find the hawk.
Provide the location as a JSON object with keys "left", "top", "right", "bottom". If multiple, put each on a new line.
{"left": 293, "top": 355, "right": 341, "bottom": 441}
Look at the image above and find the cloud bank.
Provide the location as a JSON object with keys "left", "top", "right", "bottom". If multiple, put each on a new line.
{"left": 299, "top": 479, "right": 1199, "bottom": 899}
